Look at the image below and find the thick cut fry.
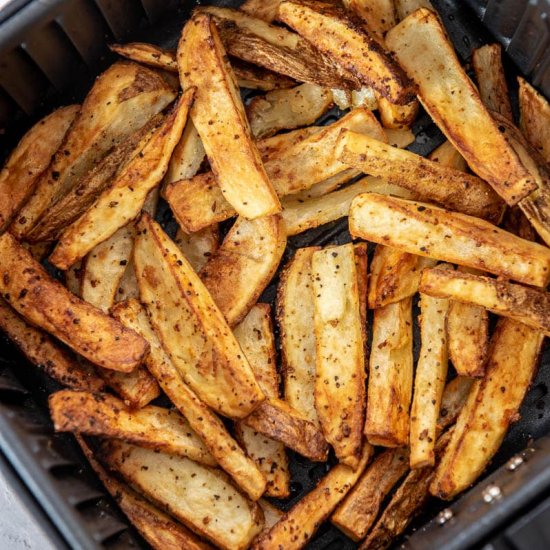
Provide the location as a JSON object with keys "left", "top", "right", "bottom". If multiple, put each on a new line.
{"left": 337, "top": 130, "right": 504, "bottom": 222}
{"left": 386, "top": 9, "right": 535, "bottom": 205}
{"left": 11, "top": 62, "right": 175, "bottom": 238}
{"left": 365, "top": 298, "right": 413, "bottom": 447}
{"left": 174, "top": 225, "right": 219, "bottom": 273}
{"left": 431, "top": 319, "right": 544, "bottom": 499}
{"left": 420, "top": 267, "right": 550, "bottom": 336}
{"left": 99, "top": 441, "right": 264, "bottom": 550}
{"left": 247, "top": 83, "right": 332, "bottom": 139}
{"left": 311, "top": 244, "right": 366, "bottom": 468}
{"left": 0, "top": 105, "right": 78, "bottom": 232}
{"left": 241, "top": 0, "right": 282, "bottom": 21}
{"left": 278, "top": 0, "right": 415, "bottom": 105}
{"left": 0, "top": 232, "right": 148, "bottom": 371}
{"left": 112, "top": 299, "right": 267, "bottom": 501}
{"left": 428, "top": 140, "right": 468, "bottom": 172}
{"left": 50, "top": 390, "right": 215, "bottom": 465}
{"left": 179, "top": 14, "right": 280, "bottom": 219}
{"left": 165, "top": 120, "right": 205, "bottom": 185}
{"left": 349, "top": 193, "right": 550, "bottom": 287}
{"left": 99, "top": 367, "right": 160, "bottom": 410}
{"left": 200, "top": 215, "right": 286, "bottom": 327}
{"left": 343, "top": 0, "right": 396, "bottom": 43}
{"left": 377, "top": 95, "right": 419, "bottom": 129}
{"left": 252, "top": 443, "right": 373, "bottom": 550}
{"left": 472, "top": 43, "right": 513, "bottom": 121}
{"left": 50, "top": 91, "right": 193, "bottom": 270}
{"left": 519, "top": 77, "right": 550, "bottom": 164}
{"left": 134, "top": 213, "right": 264, "bottom": 418}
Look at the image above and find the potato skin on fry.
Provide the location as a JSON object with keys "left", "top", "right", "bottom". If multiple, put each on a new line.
{"left": 519, "top": 77, "right": 550, "bottom": 164}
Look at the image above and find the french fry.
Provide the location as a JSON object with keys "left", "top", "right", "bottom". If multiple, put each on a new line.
{"left": 200, "top": 215, "right": 286, "bottom": 327}
{"left": 278, "top": 0, "right": 415, "bottom": 105}
{"left": 420, "top": 267, "right": 550, "bottom": 336}
{"left": 230, "top": 59, "right": 297, "bottom": 90}
{"left": 0, "top": 105, "right": 78, "bottom": 233}
{"left": 133, "top": 213, "right": 264, "bottom": 418}
{"left": 518, "top": 77, "right": 550, "bottom": 164}
{"left": 0, "top": 232, "right": 148, "bottom": 372}
{"left": 98, "top": 367, "right": 161, "bottom": 410}
{"left": 99, "top": 441, "right": 265, "bottom": 550}
{"left": 385, "top": 127, "right": 415, "bottom": 149}
{"left": 165, "top": 120, "right": 205, "bottom": 185}
{"left": 50, "top": 91, "right": 193, "bottom": 270}
{"left": 386, "top": 8, "right": 535, "bottom": 206}
{"left": 349, "top": 193, "right": 550, "bottom": 287}
{"left": 342, "top": 0, "right": 396, "bottom": 44}
{"left": 377, "top": 94, "right": 419, "bottom": 129}
{"left": 428, "top": 140, "right": 468, "bottom": 172}
{"left": 174, "top": 225, "right": 219, "bottom": 273}
{"left": 178, "top": 13, "right": 281, "bottom": 220}
{"left": 395, "top": 0, "right": 434, "bottom": 19}
{"left": 365, "top": 298, "right": 413, "bottom": 447}
{"left": 241, "top": 0, "right": 282, "bottom": 22}
{"left": 337, "top": 130, "right": 504, "bottom": 222}
{"left": 311, "top": 244, "right": 366, "bottom": 468}
{"left": 431, "top": 318, "right": 544, "bottom": 499}
{"left": 256, "top": 125, "right": 321, "bottom": 157}
{"left": 252, "top": 443, "right": 373, "bottom": 550}
{"left": 11, "top": 62, "right": 175, "bottom": 238}
{"left": 50, "top": 390, "right": 215, "bottom": 466}
{"left": 472, "top": 43, "right": 513, "bottom": 121}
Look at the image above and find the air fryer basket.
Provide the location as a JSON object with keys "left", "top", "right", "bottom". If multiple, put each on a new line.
{"left": 1, "top": 1, "right": 550, "bottom": 549}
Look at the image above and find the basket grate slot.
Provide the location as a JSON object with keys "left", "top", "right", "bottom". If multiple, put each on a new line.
{"left": 93, "top": 0, "right": 147, "bottom": 41}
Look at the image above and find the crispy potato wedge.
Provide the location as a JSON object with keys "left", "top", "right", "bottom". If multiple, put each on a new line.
{"left": 386, "top": 8, "right": 535, "bottom": 205}
{"left": 428, "top": 140, "right": 468, "bottom": 172}
{"left": 112, "top": 299, "right": 267, "bottom": 501}
{"left": 0, "top": 105, "right": 78, "bottom": 233}
{"left": 519, "top": 77, "right": 550, "bottom": 164}
{"left": 247, "top": 83, "right": 332, "bottom": 139}
{"left": 134, "top": 213, "right": 264, "bottom": 418}
{"left": 199, "top": 215, "right": 286, "bottom": 327}
{"left": 165, "top": 119, "right": 205, "bottom": 185}
{"left": 365, "top": 298, "right": 413, "bottom": 447}
{"left": 349, "top": 193, "right": 550, "bottom": 287}
{"left": 77, "top": 436, "right": 213, "bottom": 550}
{"left": 110, "top": 42, "right": 178, "bottom": 71}
{"left": 50, "top": 390, "right": 215, "bottom": 465}
{"left": 0, "top": 232, "right": 148, "bottom": 371}
{"left": 99, "top": 441, "right": 264, "bottom": 550}
{"left": 252, "top": 443, "right": 373, "bottom": 550}
{"left": 311, "top": 244, "right": 366, "bottom": 468}
{"left": 472, "top": 43, "right": 513, "bottom": 121}
{"left": 179, "top": 13, "right": 280, "bottom": 219}
{"left": 342, "top": 0, "right": 396, "bottom": 43}
{"left": 337, "top": 130, "right": 504, "bottom": 222}
{"left": 431, "top": 319, "right": 544, "bottom": 499}
{"left": 278, "top": 0, "right": 415, "bottom": 105}
{"left": 50, "top": 91, "right": 193, "bottom": 270}
{"left": 11, "top": 62, "right": 175, "bottom": 238}
{"left": 420, "top": 267, "right": 550, "bottom": 336}
{"left": 241, "top": 0, "right": 282, "bottom": 21}
{"left": 0, "top": 298, "right": 104, "bottom": 391}
{"left": 174, "top": 225, "right": 219, "bottom": 273}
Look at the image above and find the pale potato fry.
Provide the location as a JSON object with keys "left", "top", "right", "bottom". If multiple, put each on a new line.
{"left": 395, "top": 0, "right": 434, "bottom": 19}
{"left": 165, "top": 120, "right": 205, "bottom": 185}
{"left": 519, "top": 77, "right": 550, "bottom": 164}
{"left": 365, "top": 298, "right": 413, "bottom": 447}
{"left": 431, "top": 319, "right": 544, "bottom": 499}
{"left": 99, "top": 441, "right": 264, "bottom": 550}
{"left": 50, "top": 390, "right": 215, "bottom": 465}
{"left": 50, "top": 91, "right": 193, "bottom": 270}
{"left": 252, "top": 443, "right": 373, "bottom": 550}
{"left": 174, "top": 225, "right": 219, "bottom": 273}
{"left": 472, "top": 43, "right": 513, "bottom": 121}
{"left": 342, "top": 0, "right": 396, "bottom": 43}
{"left": 178, "top": 13, "right": 281, "bottom": 219}
{"left": 352, "top": 86, "right": 379, "bottom": 110}
{"left": 428, "top": 140, "right": 468, "bottom": 172}
{"left": 311, "top": 244, "right": 366, "bottom": 468}
{"left": 0, "top": 232, "right": 148, "bottom": 372}
{"left": 241, "top": 0, "right": 282, "bottom": 21}
{"left": 332, "top": 88, "right": 352, "bottom": 110}
{"left": 386, "top": 8, "right": 535, "bottom": 205}
{"left": 385, "top": 127, "right": 415, "bottom": 148}
{"left": 11, "top": 62, "right": 175, "bottom": 238}
{"left": 349, "top": 193, "right": 550, "bottom": 287}
{"left": 337, "top": 130, "right": 504, "bottom": 222}
{"left": 0, "top": 105, "right": 78, "bottom": 232}
{"left": 133, "top": 213, "right": 264, "bottom": 418}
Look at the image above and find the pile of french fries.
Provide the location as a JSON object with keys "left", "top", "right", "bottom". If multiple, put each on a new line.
{"left": 1, "top": 0, "right": 550, "bottom": 548}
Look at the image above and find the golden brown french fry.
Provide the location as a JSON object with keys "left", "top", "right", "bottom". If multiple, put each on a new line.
{"left": 377, "top": 94, "right": 419, "bottom": 129}
{"left": 98, "top": 367, "right": 161, "bottom": 410}
{"left": 337, "top": 130, "right": 504, "bottom": 222}
{"left": 50, "top": 390, "right": 215, "bottom": 465}
{"left": 365, "top": 298, "right": 413, "bottom": 447}
{"left": 252, "top": 443, "right": 373, "bottom": 550}
{"left": 241, "top": 0, "right": 282, "bottom": 21}
{"left": 386, "top": 8, "right": 535, "bottom": 206}
{"left": 428, "top": 140, "right": 468, "bottom": 172}
{"left": 472, "top": 43, "right": 513, "bottom": 121}
{"left": 0, "top": 232, "right": 148, "bottom": 372}
{"left": 178, "top": 13, "right": 281, "bottom": 220}
{"left": 174, "top": 225, "right": 219, "bottom": 273}
{"left": 342, "top": 0, "right": 396, "bottom": 43}
{"left": 11, "top": 62, "right": 175, "bottom": 238}
{"left": 50, "top": 91, "right": 193, "bottom": 270}
{"left": 165, "top": 120, "right": 205, "bottom": 185}
{"left": 311, "top": 244, "right": 366, "bottom": 468}
{"left": 99, "top": 441, "right": 264, "bottom": 550}
{"left": 518, "top": 77, "right": 550, "bottom": 164}
{"left": 0, "top": 105, "right": 78, "bottom": 233}
{"left": 395, "top": 0, "right": 434, "bottom": 19}
{"left": 110, "top": 42, "right": 178, "bottom": 71}
{"left": 431, "top": 318, "right": 544, "bottom": 500}
{"left": 134, "top": 213, "right": 264, "bottom": 418}
{"left": 278, "top": 0, "right": 415, "bottom": 105}
{"left": 349, "top": 193, "right": 550, "bottom": 287}
{"left": 112, "top": 299, "right": 267, "bottom": 501}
